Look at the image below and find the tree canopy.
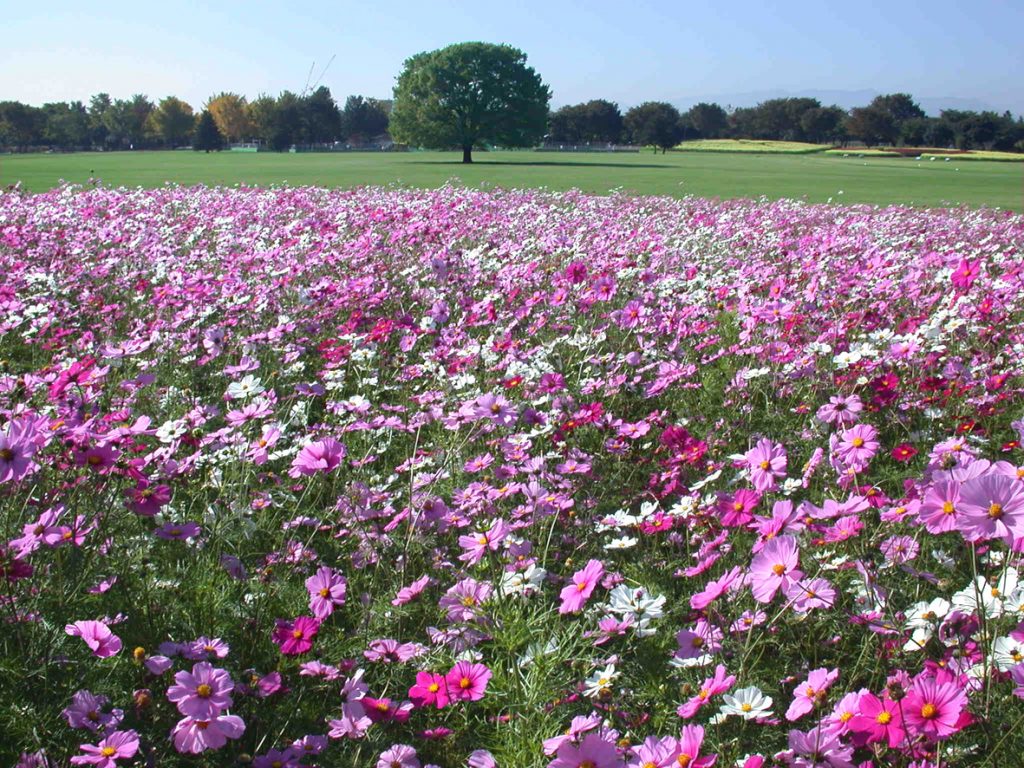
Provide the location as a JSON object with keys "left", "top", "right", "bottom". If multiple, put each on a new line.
{"left": 390, "top": 42, "right": 550, "bottom": 163}
{"left": 625, "top": 102, "right": 682, "bottom": 153}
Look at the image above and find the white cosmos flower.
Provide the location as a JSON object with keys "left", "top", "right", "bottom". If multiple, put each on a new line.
{"left": 993, "top": 636, "right": 1024, "bottom": 671}
{"left": 226, "top": 375, "right": 264, "bottom": 400}
{"left": 583, "top": 664, "right": 619, "bottom": 699}
{"left": 604, "top": 536, "right": 638, "bottom": 550}
{"left": 719, "top": 687, "right": 773, "bottom": 720}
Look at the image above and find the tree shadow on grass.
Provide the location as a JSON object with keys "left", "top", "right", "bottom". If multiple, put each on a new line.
{"left": 408, "top": 160, "right": 673, "bottom": 169}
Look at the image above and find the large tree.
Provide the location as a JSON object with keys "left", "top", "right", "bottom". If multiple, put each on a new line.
{"left": 390, "top": 42, "right": 550, "bottom": 163}
{"left": 624, "top": 102, "right": 682, "bottom": 153}
{"left": 304, "top": 86, "right": 342, "bottom": 144}
{"left": 549, "top": 100, "right": 622, "bottom": 144}
{"left": 206, "top": 93, "right": 251, "bottom": 143}
{"left": 151, "top": 97, "right": 195, "bottom": 147}
{"left": 683, "top": 102, "right": 728, "bottom": 140}
{"left": 193, "top": 109, "right": 225, "bottom": 152}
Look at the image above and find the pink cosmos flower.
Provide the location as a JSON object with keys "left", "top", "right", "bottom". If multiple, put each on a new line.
{"left": 918, "top": 480, "right": 961, "bottom": 534}
{"left": 445, "top": 661, "right": 491, "bottom": 702}
{"left": 473, "top": 393, "right": 517, "bottom": 426}
{"left": 716, "top": 490, "right": 760, "bottom": 528}
{"left": 392, "top": 574, "right": 430, "bottom": 606}
{"left": 126, "top": 479, "right": 171, "bottom": 516}
{"left": 247, "top": 426, "right": 281, "bottom": 464}
{"left": 785, "top": 668, "right": 839, "bottom": 721}
{"left": 306, "top": 566, "right": 347, "bottom": 619}
{"left": 65, "top": 620, "right": 122, "bottom": 658}
{"left": 559, "top": 559, "right": 605, "bottom": 614}
{"left": 439, "top": 578, "right": 492, "bottom": 622}
{"left": 468, "top": 750, "right": 498, "bottom": 768}
{"left": 364, "top": 638, "right": 425, "bottom": 663}
{"left": 956, "top": 472, "right": 1024, "bottom": 543}
{"left": 377, "top": 744, "right": 420, "bottom": 768}
{"left": 70, "top": 730, "right": 139, "bottom": 768}
{"left": 848, "top": 692, "right": 905, "bottom": 748}
{"left": 748, "top": 536, "right": 802, "bottom": 603}
{"left": 0, "top": 418, "right": 39, "bottom": 484}
{"left": 815, "top": 395, "right": 862, "bottom": 427}
{"left": 834, "top": 424, "right": 879, "bottom": 469}
{"left": 272, "top": 616, "right": 320, "bottom": 655}
{"left": 155, "top": 521, "right": 201, "bottom": 540}
{"left": 879, "top": 535, "right": 919, "bottom": 564}
{"left": 903, "top": 676, "right": 969, "bottom": 740}
{"left": 671, "top": 724, "right": 716, "bottom": 768}
{"left": 458, "top": 519, "right": 509, "bottom": 565}
{"left": 690, "top": 566, "right": 744, "bottom": 610}
{"left": 289, "top": 437, "right": 346, "bottom": 477}
{"left": 166, "top": 662, "right": 234, "bottom": 719}
{"left": 63, "top": 690, "right": 123, "bottom": 732}
{"left": 171, "top": 714, "right": 246, "bottom": 754}
{"left": 677, "top": 664, "right": 735, "bottom": 719}
{"left": 628, "top": 736, "right": 675, "bottom": 768}
{"left": 785, "top": 577, "right": 836, "bottom": 613}
{"left": 783, "top": 726, "right": 854, "bottom": 768}
{"left": 548, "top": 733, "right": 621, "bottom": 768}
{"left": 362, "top": 697, "right": 413, "bottom": 723}
{"left": 409, "top": 671, "right": 449, "bottom": 709}
{"left": 745, "top": 438, "right": 787, "bottom": 492}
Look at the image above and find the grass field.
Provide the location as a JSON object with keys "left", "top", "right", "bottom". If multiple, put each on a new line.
{"left": 2, "top": 149, "right": 1022, "bottom": 209}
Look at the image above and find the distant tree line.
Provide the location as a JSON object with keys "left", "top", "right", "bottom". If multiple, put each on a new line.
{"left": 0, "top": 88, "right": 392, "bottom": 151}
{"left": 551, "top": 93, "right": 1024, "bottom": 152}
{"left": 2, "top": 88, "right": 1022, "bottom": 153}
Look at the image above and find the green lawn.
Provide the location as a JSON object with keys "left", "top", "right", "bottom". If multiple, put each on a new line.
{"left": 2, "top": 149, "right": 1021, "bottom": 210}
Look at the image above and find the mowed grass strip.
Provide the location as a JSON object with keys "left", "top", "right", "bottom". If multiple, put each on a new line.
{"left": 2, "top": 149, "right": 1021, "bottom": 210}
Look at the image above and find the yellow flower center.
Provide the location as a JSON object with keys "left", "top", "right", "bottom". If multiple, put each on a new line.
{"left": 988, "top": 503, "right": 1003, "bottom": 519}
{"left": 292, "top": 628, "right": 304, "bottom": 639}
{"left": 772, "top": 563, "right": 786, "bottom": 576}
{"left": 0, "top": 448, "right": 14, "bottom": 461}
{"left": 877, "top": 711, "right": 892, "bottom": 724}
{"left": 577, "top": 580, "right": 589, "bottom": 592}
{"left": 318, "top": 588, "right": 329, "bottom": 597}
{"left": 87, "top": 455, "right": 103, "bottom": 465}
{"left": 921, "top": 703, "right": 938, "bottom": 719}
{"left": 196, "top": 684, "right": 212, "bottom": 698}
{"left": 942, "top": 501, "right": 955, "bottom": 514}
{"left": 101, "top": 747, "right": 117, "bottom": 757}
{"left": 461, "top": 596, "right": 476, "bottom": 606}
{"left": 477, "top": 535, "right": 488, "bottom": 545}
{"left": 759, "top": 460, "right": 770, "bottom": 470}
{"left": 460, "top": 677, "right": 472, "bottom": 689}
{"left": 429, "top": 683, "right": 440, "bottom": 693}
{"left": 740, "top": 702, "right": 753, "bottom": 712}
{"left": 840, "top": 711, "right": 853, "bottom": 722}
{"left": 677, "top": 755, "right": 692, "bottom": 767}
{"left": 852, "top": 437, "right": 864, "bottom": 447}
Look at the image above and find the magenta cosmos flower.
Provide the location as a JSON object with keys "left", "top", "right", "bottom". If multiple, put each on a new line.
{"left": 902, "top": 676, "right": 969, "bottom": 741}
{"left": 445, "top": 661, "right": 491, "bottom": 702}
{"left": 745, "top": 438, "right": 787, "bottom": 492}
{"left": 848, "top": 692, "right": 905, "bottom": 748}
{"left": 748, "top": 535, "right": 802, "bottom": 603}
{"left": 559, "top": 559, "right": 605, "bottom": 614}
{"left": 305, "top": 566, "right": 347, "bottom": 619}
{"left": 409, "top": 671, "right": 449, "bottom": 709}
{"left": 289, "top": 438, "right": 346, "bottom": 478}
{"left": 166, "top": 662, "right": 235, "bottom": 719}
{"left": 956, "top": 472, "right": 1024, "bottom": 543}
{"left": 70, "top": 730, "right": 139, "bottom": 768}
{"left": 273, "top": 616, "right": 320, "bottom": 655}
{"left": 65, "top": 621, "right": 122, "bottom": 658}
{"left": 172, "top": 714, "right": 246, "bottom": 754}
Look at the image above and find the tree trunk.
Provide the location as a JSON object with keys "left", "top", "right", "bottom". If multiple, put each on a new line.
{"left": 462, "top": 146, "right": 473, "bottom": 164}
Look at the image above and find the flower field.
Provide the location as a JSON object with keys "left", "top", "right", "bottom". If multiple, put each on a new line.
{"left": 2, "top": 184, "right": 1024, "bottom": 768}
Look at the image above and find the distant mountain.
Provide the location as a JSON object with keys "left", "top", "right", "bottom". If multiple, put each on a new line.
{"left": 672, "top": 89, "right": 1002, "bottom": 116}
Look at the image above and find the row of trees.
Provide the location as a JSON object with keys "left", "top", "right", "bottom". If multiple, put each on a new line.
{"left": 0, "top": 89, "right": 392, "bottom": 151}
{"left": 2, "top": 40, "right": 1022, "bottom": 155}
{"left": 551, "top": 94, "right": 1024, "bottom": 152}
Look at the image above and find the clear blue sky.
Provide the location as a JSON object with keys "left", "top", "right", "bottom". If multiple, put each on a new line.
{"left": 2, "top": 0, "right": 1021, "bottom": 114}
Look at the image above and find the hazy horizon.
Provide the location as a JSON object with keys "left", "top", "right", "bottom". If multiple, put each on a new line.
{"left": 2, "top": 0, "right": 1022, "bottom": 115}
